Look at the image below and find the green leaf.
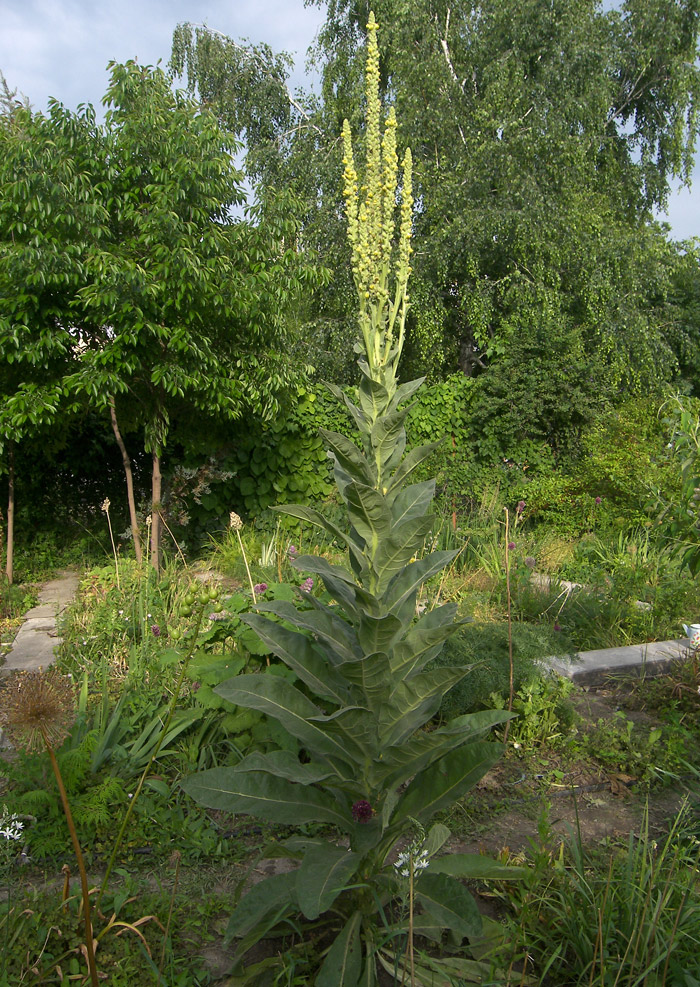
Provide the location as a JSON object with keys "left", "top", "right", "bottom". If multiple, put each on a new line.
{"left": 339, "top": 651, "right": 392, "bottom": 711}
{"left": 393, "top": 742, "right": 503, "bottom": 824}
{"left": 370, "top": 410, "right": 406, "bottom": 479}
{"left": 241, "top": 615, "right": 351, "bottom": 703}
{"left": 319, "top": 428, "right": 377, "bottom": 487}
{"left": 274, "top": 504, "right": 364, "bottom": 566}
{"left": 315, "top": 911, "right": 363, "bottom": 987}
{"left": 384, "top": 551, "right": 457, "bottom": 612}
{"left": 357, "top": 612, "right": 403, "bottom": 655}
{"left": 256, "top": 599, "right": 361, "bottom": 663}
{"left": 235, "top": 750, "right": 336, "bottom": 785}
{"left": 225, "top": 870, "right": 297, "bottom": 941}
{"left": 390, "top": 605, "right": 462, "bottom": 677}
{"left": 181, "top": 767, "right": 348, "bottom": 827}
{"left": 390, "top": 376, "right": 425, "bottom": 412}
{"left": 214, "top": 674, "right": 356, "bottom": 768}
{"left": 427, "top": 853, "right": 527, "bottom": 880}
{"left": 379, "top": 666, "right": 471, "bottom": 746}
{"left": 385, "top": 440, "right": 443, "bottom": 501}
{"left": 415, "top": 872, "right": 482, "bottom": 941}
{"left": 422, "top": 822, "right": 451, "bottom": 859}
{"left": 389, "top": 479, "right": 436, "bottom": 526}
{"left": 295, "top": 844, "right": 360, "bottom": 920}
{"left": 344, "top": 481, "right": 392, "bottom": 551}
{"left": 373, "top": 516, "right": 434, "bottom": 592}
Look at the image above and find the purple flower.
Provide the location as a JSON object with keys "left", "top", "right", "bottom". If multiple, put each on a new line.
{"left": 191, "top": 681, "right": 201, "bottom": 692}
{"left": 300, "top": 577, "right": 314, "bottom": 594}
{"left": 254, "top": 583, "right": 268, "bottom": 594}
{"left": 517, "top": 500, "right": 526, "bottom": 514}
{"left": 288, "top": 545, "right": 298, "bottom": 556}
{"left": 595, "top": 496, "right": 602, "bottom": 505}
{"left": 151, "top": 624, "right": 161, "bottom": 638}
{"left": 508, "top": 541, "right": 516, "bottom": 551}
{"left": 524, "top": 556, "right": 536, "bottom": 568}
{"left": 553, "top": 622, "right": 562, "bottom": 632}
{"left": 351, "top": 800, "right": 373, "bottom": 823}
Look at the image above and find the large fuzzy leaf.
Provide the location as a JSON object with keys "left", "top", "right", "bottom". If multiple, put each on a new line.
{"left": 276, "top": 504, "right": 363, "bottom": 560}
{"left": 241, "top": 615, "right": 350, "bottom": 702}
{"left": 390, "top": 376, "right": 425, "bottom": 412}
{"left": 338, "top": 650, "right": 392, "bottom": 710}
{"left": 390, "top": 479, "right": 436, "bottom": 526}
{"left": 390, "top": 604, "right": 462, "bottom": 677}
{"left": 357, "top": 612, "right": 403, "bottom": 655}
{"left": 315, "top": 911, "right": 363, "bottom": 987}
{"left": 344, "top": 481, "right": 392, "bottom": 551}
{"left": 415, "top": 872, "right": 482, "bottom": 941}
{"left": 373, "top": 515, "right": 434, "bottom": 592}
{"left": 234, "top": 750, "right": 336, "bottom": 786}
{"left": 379, "top": 666, "right": 472, "bottom": 746}
{"left": 385, "top": 440, "right": 443, "bottom": 502}
{"left": 311, "top": 705, "right": 379, "bottom": 760}
{"left": 369, "top": 710, "right": 510, "bottom": 792}
{"left": 370, "top": 410, "right": 407, "bottom": 480}
{"left": 357, "top": 374, "right": 390, "bottom": 421}
{"left": 384, "top": 551, "right": 457, "bottom": 611}
{"left": 295, "top": 844, "right": 360, "bottom": 920}
{"left": 182, "top": 768, "right": 348, "bottom": 827}
{"left": 215, "top": 674, "right": 359, "bottom": 765}
{"left": 290, "top": 555, "right": 360, "bottom": 617}
{"left": 393, "top": 742, "right": 503, "bottom": 824}
{"left": 326, "top": 383, "right": 368, "bottom": 439}
{"left": 427, "top": 853, "right": 527, "bottom": 880}
{"left": 256, "top": 599, "right": 361, "bottom": 664}
{"left": 320, "top": 427, "right": 377, "bottom": 488}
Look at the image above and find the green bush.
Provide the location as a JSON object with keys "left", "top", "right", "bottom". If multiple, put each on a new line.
{"left": 431, "top": 620, "right": 567, "bottom": 718}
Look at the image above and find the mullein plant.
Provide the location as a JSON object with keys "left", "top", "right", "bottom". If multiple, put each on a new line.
{"left": 183, "top": 13, "right": 519, "bottom": 984}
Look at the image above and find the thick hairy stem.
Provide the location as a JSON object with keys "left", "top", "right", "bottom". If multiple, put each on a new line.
{"left": 44, "top": 736, "right": 99, "bottom": 987}
{"left": 109, "top": 398, "right": 142, "bottom": 564}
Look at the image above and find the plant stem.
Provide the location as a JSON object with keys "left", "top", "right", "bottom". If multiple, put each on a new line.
{"left": 503, "top": 508, "right": 514, "bottom": 744}
{"left": 105, "top": 507, "right": 120, "bottom": 590}
{"left": 236, "top": 529, "right": 257, "bottom": 603}
{"left": 43, "top": 733, "right": 99, "bottom": 987}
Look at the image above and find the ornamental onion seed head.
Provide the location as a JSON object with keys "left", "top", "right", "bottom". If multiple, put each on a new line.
{"left": 0, "top": 669, "right": 76, "bottom": 753}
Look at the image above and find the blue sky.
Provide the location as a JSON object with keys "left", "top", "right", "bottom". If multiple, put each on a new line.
{"left": 0, "top": 0, "right": 697, "bottom": 241}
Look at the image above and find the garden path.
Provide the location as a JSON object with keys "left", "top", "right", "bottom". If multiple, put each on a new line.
{"left": 0, "top": 570, "right": 79, "bottom": 677}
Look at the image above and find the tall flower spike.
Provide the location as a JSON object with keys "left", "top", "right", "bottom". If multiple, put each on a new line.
{"left": 341, "top": 10, "right": 413, "bottom": 380}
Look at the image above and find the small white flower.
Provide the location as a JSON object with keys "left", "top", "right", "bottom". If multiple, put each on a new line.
{"left": 118, "top": 610, "right": 124, "bottom": 616}
{"left": 513, "top": 742, "right": 521, "bottom": 750}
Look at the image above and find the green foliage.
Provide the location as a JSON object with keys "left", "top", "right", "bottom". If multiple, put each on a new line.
{"left": 430, "top": 621, "right": 566, "bottom": 720}
{"left": 0, "top": 730, "right": 129, "bottom": 860}
{"left": 490, "top": 676, "right": 576, "bottom": 749}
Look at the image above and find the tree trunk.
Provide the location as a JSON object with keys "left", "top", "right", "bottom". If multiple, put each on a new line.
{"left": 6, "top": 442, "right": 15, "bottom": 585}
{"left": 150, "top": 449, "right": 162, "bottom": 574}
{"left": 109, "top": 398, "right": 143, "bottom": 564}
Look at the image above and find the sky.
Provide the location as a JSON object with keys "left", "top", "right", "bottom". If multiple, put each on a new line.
{"left": 0, "top": 0, "right": 698, "bottom": 241}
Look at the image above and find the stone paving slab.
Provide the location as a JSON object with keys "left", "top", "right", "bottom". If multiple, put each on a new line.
{"left": 1, "top": 570, "right": 79, "bottom": 676}
{"left": 545, "top": 638, "right": 689, "bottom": 686}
